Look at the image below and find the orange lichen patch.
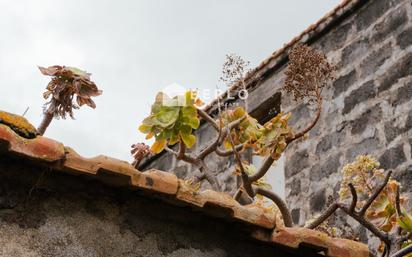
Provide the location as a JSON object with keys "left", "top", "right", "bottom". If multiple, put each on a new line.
{"left": 0, "top": 110, "right": 38, "bottom": 139}
{"left": 131, "top": 169, "right": 178, "bottom": 195}
{"left": 0, "top": 124, "right": 64, "bottom": 162}
{"left": 252, "top": 227, "right": 369, "bottom": 257}
{"left": 176, "top": 182, "right": 276, "bottom": 229}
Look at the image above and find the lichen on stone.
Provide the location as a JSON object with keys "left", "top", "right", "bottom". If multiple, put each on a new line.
{"left": 0, "top": 110, "right": 38, "bottom": 139}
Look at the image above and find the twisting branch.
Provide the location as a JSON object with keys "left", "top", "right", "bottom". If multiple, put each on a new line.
{"left": 198, "top": 108, "right": 219, "bottom": 131}
{"left": 199, "top": 160, "right": 221, "bottom": 191}
{"left": 287, "top": 94, "right": 322, "bottom": 144}
{"left": 164, "top": 145, "right": 198, "bottom": 165}
{"left": 197, "top": 124, "right": 223, "bottom": 160}
{"left": 306, "top": 203, "right": 340, "bottom": 229}
{"left": 359, "top": 171, "right": 392, "bottom": 216}
{"left": 254, "top": 187, "right": 293, "bottom": 227}
{"left": 226, "top": 122, "right": 254, "bottom": 197}
{"left": 225, "top": 117, "right": 293, "bottom": 227}
{"left": 215, "top": 144, "right": 244, "bottom": 157}
{"left": 395, "top": 185, "right": 402, "bottom": 217}
{"left": 307, "top": 171, "right": 393, "bottom": 246}
{"left": 249, "top": 157, "right": 275, "bottom": 183}
{"left": 348, "top": 183, "right": 358, "bottom": 213}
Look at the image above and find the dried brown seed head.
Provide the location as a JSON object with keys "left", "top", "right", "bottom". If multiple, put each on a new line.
{"left": 284, "top": 45, "right": 335, "bottom": 102}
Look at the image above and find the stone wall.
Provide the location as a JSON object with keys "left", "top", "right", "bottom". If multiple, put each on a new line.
{"left": 0, "top": 156, "right": 310, "bottom": 257}
{"left": 142, "top": 0, "right": 412, "bottom": 246}
{"left": 281, "top": 0, "right": 412, "bottom": 245}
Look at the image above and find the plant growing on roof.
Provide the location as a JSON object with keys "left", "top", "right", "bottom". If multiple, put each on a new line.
{"left": 306, "top": 155, "right": 412, "bottom": 257}
{"left": 37, "top": 66, "right": 102, "bottom": 135}
{"left": 138, "top": 45, "right": 335, "bottom": 228}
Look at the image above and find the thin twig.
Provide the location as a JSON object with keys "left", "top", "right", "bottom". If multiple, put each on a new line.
{"left": 349, "top": 183, "right": 358, "bottom": 213}
{"left": 249, "top": 157, "right": 274, "bottom": 183}
{"left": 306, "top": 203, "right": 339, "bottom": 229}
{"left": 395, "top": 185, "right": 402, "bottom": 217}
{"left": 198, "top": 108, "right": 219, "bottom": 131}
{"left": 287, "top": 94, "right": 322, "bottom": 144}
{"left": 215, "top": 144, "right": 244, "bottom": 157}
{"left": 359, "top": 171, "right": 392, "bottom": 216}
{"left": 199, "top": 160, "right": 221, "bottom": 191}
{"left": 197, "top": 123, "right": 223, "bottom": 160}
{"left": 226, "top": 123, "right": 254, "bottom": 196}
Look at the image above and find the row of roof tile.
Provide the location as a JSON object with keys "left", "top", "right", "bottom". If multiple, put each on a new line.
{"left": 0, "top": 111, "right": 369, "bottom": 257}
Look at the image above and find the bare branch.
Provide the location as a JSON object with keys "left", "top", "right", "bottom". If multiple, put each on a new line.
{"left": 359, "top": 171, "right": 392, "bottom": 216}
{"left": 226, "top": 125, "right": 254, "bottom": 196}
{"left": 306, "top": 203, "right": 339, "bottom": 229}
{"left": 254, "top": 187, "right": 293, "bottom": 227}
{"left": 390, "top": 244, "right": 412, "bottom": 257}
{"left": 349, "top": 183, "right": 358, "bottom": 213}
{"left": 396, "top": 185, "right": 402, "bottom": 217}
{"left": 340, "top": 205, "right": 390, "bottom": 245}
{"left": 199, "top": 161, "right": 221, "bottom": 191}
{"left": 197, "top": 126, "right": 222, "bottom": 160}
{"left": 234, "top": 188, "right": 243, "bottom": 201}
{"left": 287, "top": 96, "right": 322, "bottom": 144}
{"left": 249, "top": 157, "right": 275, "bottom": 183}
{"left": 178, "top": 142, "right": 186, "bottom": 159}
{"left": 165, "top": 145, "right": 198, "bottom": 165}
{"left": 198, "top": 108, "right": 219, "bottom": 131}
{"left": 215, "top": 144, "right": 244, "bottom": 157}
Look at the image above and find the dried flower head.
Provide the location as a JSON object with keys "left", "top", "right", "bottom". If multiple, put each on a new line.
{"left": 339, "top": 155, "right": 383, "bottom": 200}
{"left": 220, "top": 53, "right": 250, "bottom": 87}
{"left": 39, "top": 65, "right": 102, "bottom": 119}
{"left": 131, "top": 143, "right": 150, "bottom": 168}
{"left": 284, "top": 45, "right": 335, "bottom": 101}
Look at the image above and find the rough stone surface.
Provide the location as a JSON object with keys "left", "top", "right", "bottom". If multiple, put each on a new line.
{"left": 291, "top": 209, "right": 300, "bottom": 225}
{"left": 397, "top": 27, "right": 412, "bottom": 50}
{"left": 370, "top": 7, "right": 408, "bottom": 43}
{"left": 343, "top": 80, "right": 376, "bottom": 115}
{"left": 350, "top": 104, "right": 382, "bottom": 135}
{"left": 310, "top": 189, "right": 326, "bottom": 213}
{"left": 378, "top": 145, "right": 407, "bottom": 170}
{"left": 310, "top": 154, "right": 341, "bottom": 182}
{"left": 359, "top": 43, "right": 392, "bottom": 77}
{"left": 333, "top": 69, "right": 357, "bottom": 98}
{"left": 285, "top": 150, "right": 309, "bottom": 178}
{"left": 0, "top": 158, "right": 296, "bottom": 257}
{"left": 378, "top": 52, "right": 412, "bottom": 93}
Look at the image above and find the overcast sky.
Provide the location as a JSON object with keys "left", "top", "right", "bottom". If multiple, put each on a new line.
{"left": 0, "top": 0, "right": 340, "bottom": 161}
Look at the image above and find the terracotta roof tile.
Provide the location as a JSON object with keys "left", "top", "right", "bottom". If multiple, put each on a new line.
{"left": 132, "top": 168, "right": 179, "bottom": 195}
{"left": 0, "top": 124, "right": 64, "bottom": 162}
{"left": 252, "top": 227, "right": 370, "bottom": 257}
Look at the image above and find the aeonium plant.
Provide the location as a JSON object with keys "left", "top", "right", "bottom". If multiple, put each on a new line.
{"left": 136, "top": 45, "right": 335, "bottom": 228}
{"left": 138, "top": 91, "right": 203, "bottom": 154}
{"left": 37, "top": 65, "right": 102, "bottom": 135}
{"left": 307, "top": 155, "right": 412, "bottom": 257}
